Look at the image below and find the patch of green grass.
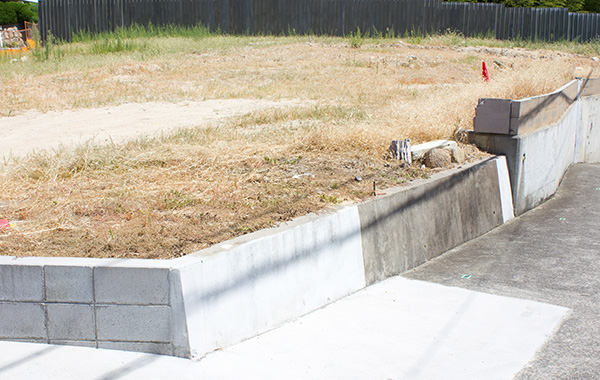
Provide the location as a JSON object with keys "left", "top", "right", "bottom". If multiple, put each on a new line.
{"left": 319, "top": 193, "right": 342, "bottom": 204}
{"left": 348, "top": 27, "right": 364, "bottom": 49}
{"left": 400, "top": 29, "right": 600, "bottom": 56}
{"left": 73, "top": 23, "right": 214, "bottom": 42}
{"left": 162, "top": 189, "right": 198, "bottom": 210}
{"left": 89, "top": 38, "right": 149, "bottom": 54}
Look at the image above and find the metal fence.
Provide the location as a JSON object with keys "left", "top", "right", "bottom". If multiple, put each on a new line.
{"left": 38, "top": 0, "right": 600, "bottom": 42}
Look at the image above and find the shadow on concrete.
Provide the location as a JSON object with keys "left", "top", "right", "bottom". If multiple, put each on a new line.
{"left": 0, "top": 344, "right": 59, "bottom": 374}
{"left": 95, "top": 355, "right": 159, "bottom": 380}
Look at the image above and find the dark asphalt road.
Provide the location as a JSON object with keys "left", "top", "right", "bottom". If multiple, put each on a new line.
{"left": 403, "top": 163, "right": 600, "bottom": 379}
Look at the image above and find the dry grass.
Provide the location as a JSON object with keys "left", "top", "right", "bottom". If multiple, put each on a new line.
{"left": 1, "top": 33, "right": 599, "bottom": 258}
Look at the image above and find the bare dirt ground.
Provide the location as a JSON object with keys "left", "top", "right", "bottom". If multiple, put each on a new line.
{"left": 1, "top": 99, "right": 300, "bottom": 159}
{"left": 0, "top": 35, "right": 597, "bottom": 259}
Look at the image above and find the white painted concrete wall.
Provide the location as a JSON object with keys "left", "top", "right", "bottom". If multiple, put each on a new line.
{"left": 516, "top": 102, "right": 579, "bottom": 213}
{"left": 495, "top": 156, "right": 515, "bottom": 223}
{"left": 174, "top": 206, "right": 366, "bottom": 358}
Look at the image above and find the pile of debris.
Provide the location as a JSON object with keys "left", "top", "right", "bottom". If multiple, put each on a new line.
{"left": 390, "top": 139, "right": 466, "bottom": 169}
{"left": 0, "top": 27, "right": 25, "bottom": 48}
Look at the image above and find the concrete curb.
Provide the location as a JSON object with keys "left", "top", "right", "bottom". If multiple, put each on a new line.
{"left": 471, "top": 77, "right": 600, "bottom": 215}
{"left": 0, "top": 156, "right": 513, "bottom": 358}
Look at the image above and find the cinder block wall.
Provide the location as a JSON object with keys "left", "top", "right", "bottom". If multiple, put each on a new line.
{"left": 0, "top": 258, "right": 188, "bottom": 357}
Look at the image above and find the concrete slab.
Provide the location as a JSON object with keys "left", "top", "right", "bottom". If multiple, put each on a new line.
{"left": 198, "top": 277, "right": 568, "bottom": 380}
{"left": 404, "top": 163, "right": 600, "bottom": 379}
{"left": 358, "top": 157, "right": 504, "bottom": 284}
{"left": 0, "top": 341, "right": 200, "bottom": 380}
{"left": 0, "top": 275, "right": 567, "bottom": 379}
{"left": 180, "top": 205, "right": 365, "bottom": 358}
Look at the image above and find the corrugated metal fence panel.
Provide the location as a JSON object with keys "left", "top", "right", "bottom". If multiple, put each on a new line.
{"left": 39, "top": 0, "right": 600, "bottom": 42}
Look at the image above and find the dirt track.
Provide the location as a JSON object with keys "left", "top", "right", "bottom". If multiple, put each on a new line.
{"left": 0, "top": 99, "right": 298, "bottom": 159}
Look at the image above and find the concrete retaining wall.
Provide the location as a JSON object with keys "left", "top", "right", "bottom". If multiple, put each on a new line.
{"left": 175, "top": 206, "right": 366, "bottom": 358}
{"left": 0, "top": 156, "right": 513, "bottom": 358}
{"left": 471, "top": 77, "right": 600, "bottom": 215}
{"left": 358, "top": 157, "right": 511, "bottom": 285}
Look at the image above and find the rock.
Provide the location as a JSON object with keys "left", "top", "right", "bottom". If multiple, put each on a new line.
{"left": 448, "top": 146, "right": 465, "bottom": 164}
{"left": 592, "top": 57, "right": 599, "bottom": 62}
{"left": 355, "top": 175, "right": 362, "bottom": 182}
{"left": 424, "top": 148, "right": 452, "bottom": 168}
{"left": 411, "top": 140, "right": 457, "bottom": 161}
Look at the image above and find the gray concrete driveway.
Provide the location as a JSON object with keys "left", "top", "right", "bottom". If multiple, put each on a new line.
{"left": 404, "top": 163, "right": 600, "bottom": 379}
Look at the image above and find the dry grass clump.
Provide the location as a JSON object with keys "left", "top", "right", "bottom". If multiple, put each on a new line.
{"left": 1, "top": 33, "right": 599, "bottom": 258}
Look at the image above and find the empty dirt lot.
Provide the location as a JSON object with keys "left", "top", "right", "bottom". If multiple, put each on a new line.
{"left": 0, "top": 33, "right": 598, "bottom": 258}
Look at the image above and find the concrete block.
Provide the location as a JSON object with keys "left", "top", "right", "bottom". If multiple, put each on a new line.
{"left": 94, "top": 267, "right": 169, "bottom": 305}
{"left": 0, "top": 265, "right": 43, "bottom": 302}
{"left": 97, "top": 341, "right": 173, "bottom": 356}
{"left": 95, "top": 305, "right": 171, "bottom": 343}
{"left": 45, "top": 266, "right": 93, "bottom": 303}
{"left": 411, "top": 140, "right": 457, "bottom": 161}
{"left": 0, "top": 303, "right": 46, "bottom": 339}
{"left": 474, "top": 98, "right": 512, "bottom": 134}
{"left": 47, "top": 304, "right": 95, "bottom": 341}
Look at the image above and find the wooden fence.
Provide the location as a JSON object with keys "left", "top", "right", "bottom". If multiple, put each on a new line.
{"left": 38, "top": 0, "right": 600, "bottom": 42}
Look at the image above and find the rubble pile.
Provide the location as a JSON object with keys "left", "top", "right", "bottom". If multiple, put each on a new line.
{"left": 0, "top": 27, "right": 24, "bottom": 48}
